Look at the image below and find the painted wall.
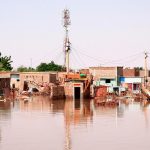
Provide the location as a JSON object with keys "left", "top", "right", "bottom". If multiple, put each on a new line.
{"left": 90, "top": 67, "right": 122, "bottom": 87}
{"left": 94, "top": 78, "right": 117, "bottom": 87}
{"left": 100, "top": 79, "right": 117, "bottom": 86}
{"left": 120, "top": 77, "right": 142, "bottom": 93}
{"left": 120, "top": 77, "right": 142, "bottom": 83}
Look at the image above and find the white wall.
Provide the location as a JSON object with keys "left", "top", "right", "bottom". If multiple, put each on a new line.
{"left": 122, "top": 78, "right": 142, "bottom": 83}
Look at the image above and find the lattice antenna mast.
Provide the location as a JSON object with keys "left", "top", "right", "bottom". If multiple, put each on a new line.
{"left": 63, "top": 9, "right": 71, "bottom": 73}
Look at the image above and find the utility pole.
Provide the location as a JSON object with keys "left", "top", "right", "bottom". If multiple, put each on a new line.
{"left": 63, "top": 9, "right": 71, "bottom": 74}
{"left": 144, "top": 51, "right": 148, "bottom": 88}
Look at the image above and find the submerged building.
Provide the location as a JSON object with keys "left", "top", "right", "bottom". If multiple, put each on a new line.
{"left": 120, "top": 68, "right": 143, "bottom": 93}
{"left": 89, "top": 66, "right": 123, "bottom": 93}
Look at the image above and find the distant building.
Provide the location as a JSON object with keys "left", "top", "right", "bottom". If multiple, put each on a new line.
{"left": 120, "top": 68, "right": 143, "bottom": 93}
{"left": 123, "top": 68, "right": 140, "bottom": 77}
{"left": 79, "top": 69, "right": 89, "bottom": 74}
{"left": 120, "top": 77, "right": 142, "bottom": 93}
{"left": 139, "top": 70, "right": 150, "bottom": 78}
{"left": 89, "top": 66, "right": 123, "bottom": 93}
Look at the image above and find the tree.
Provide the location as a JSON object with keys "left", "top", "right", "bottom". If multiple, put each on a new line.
{"left": 36, "top": 63, "right": 48, "bottom": 71}
{"left": 36, "top": 61, "right": 64, "bottom": 71}
{"left": 134, "top": 67, "right": 143, "bottom": 71}
{"left": 17, "top": 66, "right": 35, "bottom": 72}
{"left": 0, "top": 52, "right": 13, "bottom": 71}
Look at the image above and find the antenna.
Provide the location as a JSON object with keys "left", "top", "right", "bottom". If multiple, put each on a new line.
{"left": 63, "top": 9, "right": 71, "bottom": 74}
{"left": 63, "top": 9, "right": 71, "bottom": 30}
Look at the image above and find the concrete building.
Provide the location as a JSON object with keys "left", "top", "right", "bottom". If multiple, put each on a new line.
{"left": 120, "top": 77, "right": 142, "bottom": 94}
{"left": 123, "top": 68, "right": 140, "bottom": 77}
{"left": 120, "top": 68, "right": 143, "bottom": 93}
{"left": 89, "top": 66, "right": 123, "bottom": 93}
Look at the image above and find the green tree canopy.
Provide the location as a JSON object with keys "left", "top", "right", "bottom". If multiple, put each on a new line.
{"left": 134, "top": 67, "right": 143, "bottom": 71}
{"left": 0, "top": 52, "right": 13, "bottom": 71}
{"left": 17, "top": 66, "right": 35, "bottom": 72}
{"left": 36, "top": 61, "right": 64, "bottom": 71}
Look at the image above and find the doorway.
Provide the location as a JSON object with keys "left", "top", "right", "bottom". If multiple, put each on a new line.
{"left": 74, "top": 87, "right": 81, "bottom": 99}
{"left": 23, "top": 81, "right": 29, "bottom": 91}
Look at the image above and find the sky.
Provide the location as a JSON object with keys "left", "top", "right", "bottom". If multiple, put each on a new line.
{"left": 0, "top": 0, "right": 150, "bottom": 70}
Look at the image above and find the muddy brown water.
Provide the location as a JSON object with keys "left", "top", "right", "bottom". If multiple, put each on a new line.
{"left": 0, "top": 96, "right": 150, "bottom": 150}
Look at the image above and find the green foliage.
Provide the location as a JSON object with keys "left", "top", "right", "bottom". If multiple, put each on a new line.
{"left": 0, "top": 52, "right": 13, "bottom": 71}
{"left": 17, "top": 61, "right": 64, "bottom": 72}
{"left": 36, "top": 61, "right": 64, "bottom": 71}
{"left": 17, "top": 66, "right": 35, "bottom": 72}
{"left": 134, "top": 67, "right": 143, "bottom": 71}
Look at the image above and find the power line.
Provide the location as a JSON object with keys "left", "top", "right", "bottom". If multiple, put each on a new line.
{"left": 71, "top": 47, "right": 87, "bottom": 67}
{"left": 70, "top": 49, "right": 86, "bottom": 69}
{"left": 72, "top": 46, "right": 107, "bottom": 63}
{"left": 103, "top": 52, "right": 143, "bottom": 65}
{"left": 71, "top": 46, "right": 144, "bottom": 66}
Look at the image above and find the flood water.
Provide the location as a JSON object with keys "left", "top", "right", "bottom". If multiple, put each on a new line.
{"left": 0, "top": 96, "right": 150, "bottom": 150}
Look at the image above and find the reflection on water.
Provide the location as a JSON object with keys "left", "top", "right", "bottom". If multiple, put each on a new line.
{"left": 0, "top": 97, "right": 150, "bottom": 150}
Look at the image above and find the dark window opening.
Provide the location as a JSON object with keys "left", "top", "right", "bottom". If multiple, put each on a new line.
{"left": 106, "top": 79, "right": 111, "bottom": 83}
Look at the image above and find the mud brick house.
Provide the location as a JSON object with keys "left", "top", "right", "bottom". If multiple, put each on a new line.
{"left": 19, "top": 72, "right": 57, "bottom": 91}
{"left": 0, "top": 72, "right": 11, "bottom": 95}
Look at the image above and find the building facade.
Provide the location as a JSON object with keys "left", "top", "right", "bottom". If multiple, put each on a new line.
{"left": 120, "top": 68, "right": 143, "bottom": 93}
{"left": 19, "top": 72, "right": 57, "bottom": 91}
{"left": 89, "top": 66, "right": 123, "bottom": 93}
{"left": 120, "top": 77, "right": 142, "bottom": 93}
{"left": 0, "top": 72, "right": 11, "bottom": 96}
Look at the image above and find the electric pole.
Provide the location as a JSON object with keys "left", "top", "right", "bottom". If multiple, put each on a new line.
{"left": 144, "top": 51, "right": 148, "bottom": 88}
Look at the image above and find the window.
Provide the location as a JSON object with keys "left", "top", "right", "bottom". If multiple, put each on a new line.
{"left": 106, "top": 79, "right": 111, "bottom": 83}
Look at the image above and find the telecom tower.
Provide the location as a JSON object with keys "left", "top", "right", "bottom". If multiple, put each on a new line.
{"left": 144, "top": 51, "right": 148, "bottom": 88}
{"left": 63, "top": 9, "right": 71, "bottom": 74}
